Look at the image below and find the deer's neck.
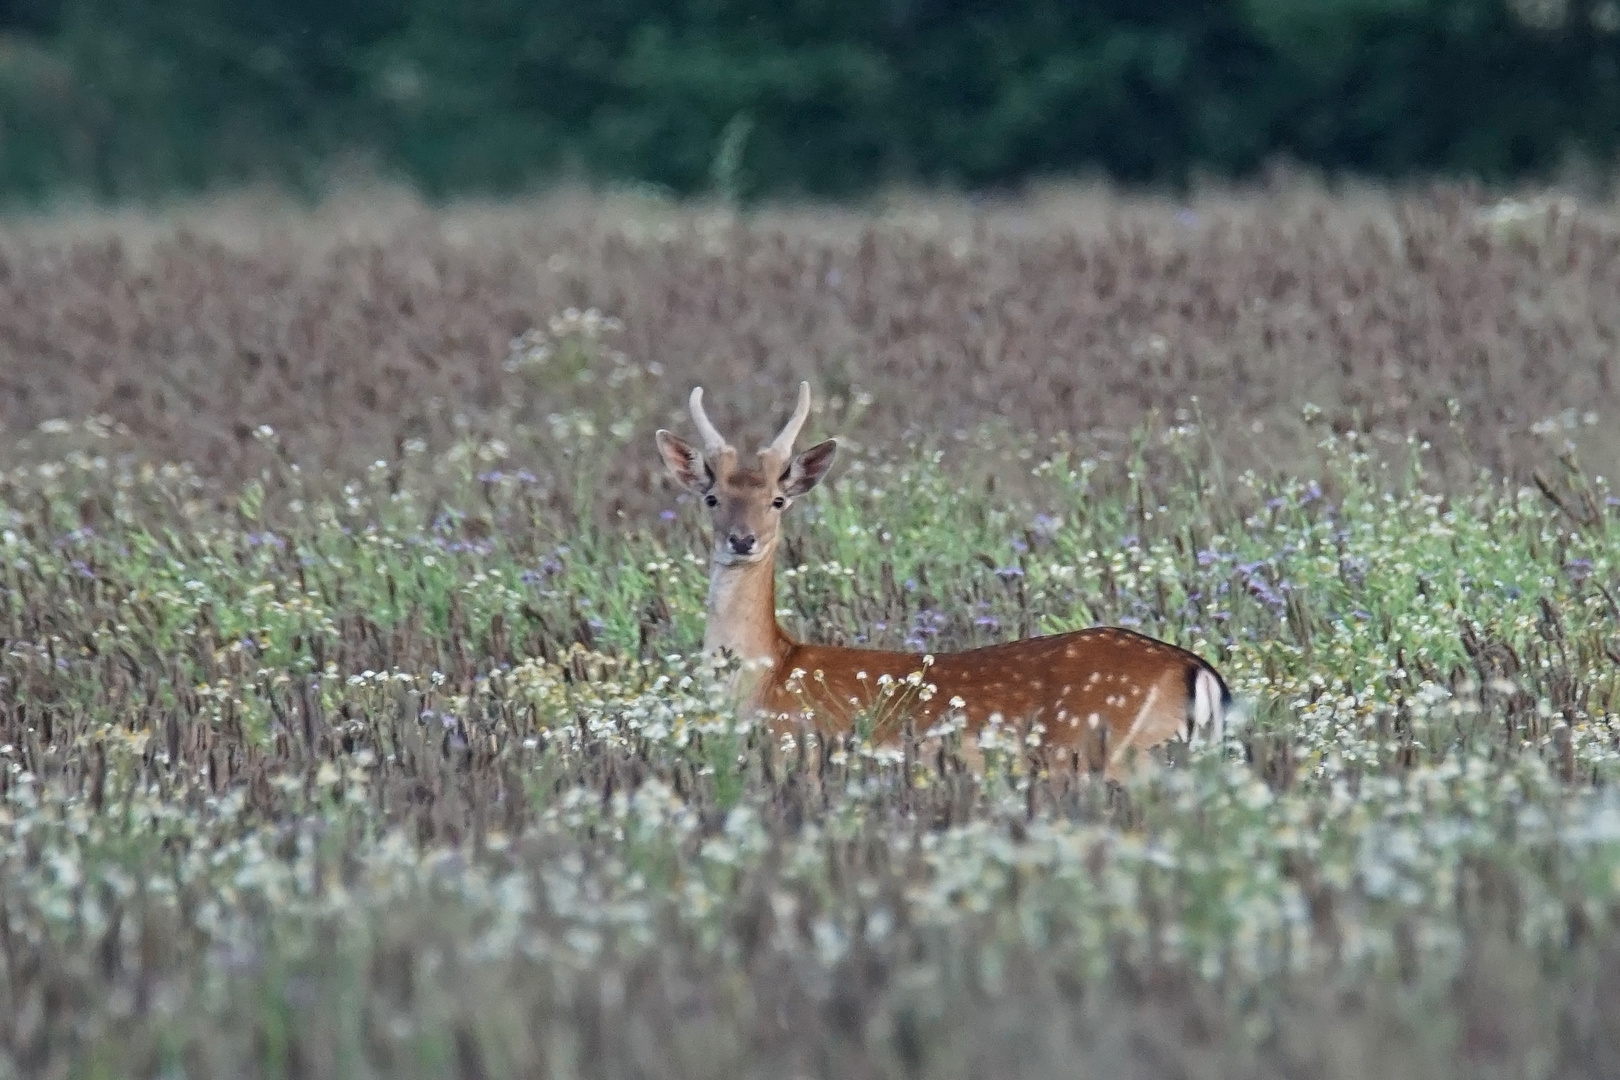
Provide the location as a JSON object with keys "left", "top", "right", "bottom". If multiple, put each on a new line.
{"left": 704, "top": 554, "right": 791, "bottom": 679}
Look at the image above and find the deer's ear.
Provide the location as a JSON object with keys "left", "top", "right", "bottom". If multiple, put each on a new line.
{"left": 781, "top": 438, "right": 837, "bottom": 497}
{"left": 656, "top": 430, "right": 712, "bottom": 493}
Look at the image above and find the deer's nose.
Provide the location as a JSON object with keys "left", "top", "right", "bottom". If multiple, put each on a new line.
{"left": 727, "top": 533, "right": 756, "bottom": 556}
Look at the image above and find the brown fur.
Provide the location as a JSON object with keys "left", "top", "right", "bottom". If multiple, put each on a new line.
{"left": 759, "top": 624, "right": 1217, "bottom": 774}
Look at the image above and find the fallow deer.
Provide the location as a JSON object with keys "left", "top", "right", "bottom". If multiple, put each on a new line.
{"left": 655, "top": 382, "right": 1233, "bottom": 777}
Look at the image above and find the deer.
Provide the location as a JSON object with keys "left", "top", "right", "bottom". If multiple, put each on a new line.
{"left": 655, "top": 381, "right": 1234, "bottom": 778}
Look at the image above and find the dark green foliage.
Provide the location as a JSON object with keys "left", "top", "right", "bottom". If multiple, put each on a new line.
{"left": 0, "top": 0, "right": 1617, "bottom": 203}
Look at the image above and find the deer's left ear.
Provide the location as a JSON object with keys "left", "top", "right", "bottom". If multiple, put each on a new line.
{"left": 781, "top": 438, "right": 837, "bottom": 498}
{"left": 656, "top": 430, "right": 712, "bottom": 494}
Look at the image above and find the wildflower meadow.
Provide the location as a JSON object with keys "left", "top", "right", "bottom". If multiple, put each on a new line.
{"left": 2, "top": 186, "right": 1619, "bottom": 1078}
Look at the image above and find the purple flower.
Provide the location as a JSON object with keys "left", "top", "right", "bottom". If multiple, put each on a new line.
{"left": 1010, "top": 537, "right": 1029, "bottom": 554}
{"left": 660, "top": 509, "right": 677, "bottom": 521}
{"left": 995, "top": 566, "right": 1024, "bottom": 581}
{"left": 1246, "top": 580, "right": 1284, "bottom": 610}
{"left": 1566, "top": 558, "right": 1595, "bottom": 582}
{"left": 974, "top": 616, "right": 1000, "bottom": 629}
{"left": 1196, "top": 549, "right": 1222, "bottom": 567}
{"left": 422, "top": 710, "right": 460, "bottom": 732}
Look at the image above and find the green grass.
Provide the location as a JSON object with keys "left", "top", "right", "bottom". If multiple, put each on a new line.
{"left": 2, "top": 408, "right": 1620, "bottom": 1078}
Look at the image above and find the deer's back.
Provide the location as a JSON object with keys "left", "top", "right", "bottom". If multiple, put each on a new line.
{"left": 761, "top": 626, "right": 1220, "bottom": 757}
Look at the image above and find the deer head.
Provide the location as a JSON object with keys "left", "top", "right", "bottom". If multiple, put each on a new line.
{"left": 656, "top": 382, "right": 838, "bottom": 567}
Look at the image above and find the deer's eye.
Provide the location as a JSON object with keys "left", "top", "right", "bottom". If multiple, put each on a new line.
{"left": 771, "top": 496, "right": 786, "bottom": 510}
{"left": 704, "top": 493, "right": 719, "bottom": 507}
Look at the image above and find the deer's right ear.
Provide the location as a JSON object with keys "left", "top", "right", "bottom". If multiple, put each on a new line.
{"left": 656, "top": 430, "right": 712, "bottom": 494}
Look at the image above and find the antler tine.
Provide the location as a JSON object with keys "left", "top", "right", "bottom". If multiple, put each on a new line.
{"left": 764, "top": 381, "right": 812, "bottom": 461}
{"left": 688, "top": 387, "right": 730, "bottom": 457}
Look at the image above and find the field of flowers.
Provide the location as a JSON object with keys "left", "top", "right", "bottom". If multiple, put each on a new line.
{"left": 2, "top": 187, "right": 1620, "bottom": 1077}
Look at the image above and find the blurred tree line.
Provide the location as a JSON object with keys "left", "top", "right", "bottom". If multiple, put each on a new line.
{"left": 0, "top": 0, "right": 1615, "bottom": 203}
